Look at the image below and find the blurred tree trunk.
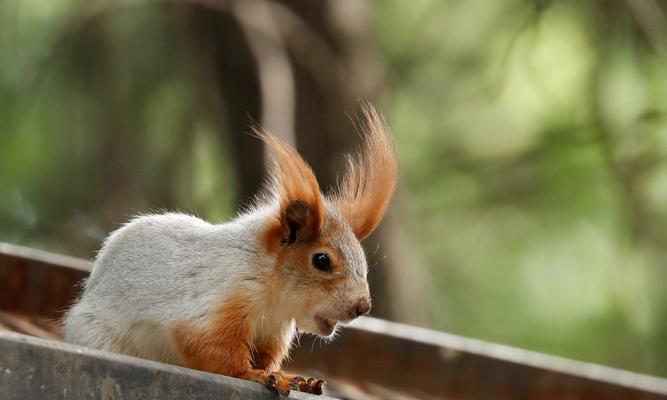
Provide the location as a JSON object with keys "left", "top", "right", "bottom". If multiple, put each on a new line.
{"left": 173, "top": 4, "right": 265, "bottom": 207}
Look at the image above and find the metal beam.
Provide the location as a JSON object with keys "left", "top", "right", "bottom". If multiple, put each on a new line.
{"left": 0, "top": 331, "right": 322, "bottom": 400}
{"left": 289, "top": 317, "right": 667, "bottom": 399}
{"left": 0, "top": 243, "right": 89, "bottom": 319}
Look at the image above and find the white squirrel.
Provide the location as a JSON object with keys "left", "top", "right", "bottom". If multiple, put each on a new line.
{"left": 63, "top": 105, "right": 397, "bottom": 396}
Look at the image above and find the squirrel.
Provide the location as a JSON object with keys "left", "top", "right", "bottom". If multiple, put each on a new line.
{"left": 63, "top": 104, "right": 397, "bottom": 396}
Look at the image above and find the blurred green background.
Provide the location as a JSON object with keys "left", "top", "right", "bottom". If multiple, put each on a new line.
{"left": 2, "top": 0, "right": 667, "bottom": 377}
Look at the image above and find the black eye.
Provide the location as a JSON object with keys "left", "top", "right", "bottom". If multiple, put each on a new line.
{"left": 312, "top": 253, "right": 332, "bottom": 272}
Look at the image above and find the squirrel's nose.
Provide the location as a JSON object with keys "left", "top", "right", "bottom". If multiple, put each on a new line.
{"left": 354, "top": 297, "right": 372, "bottom": 317}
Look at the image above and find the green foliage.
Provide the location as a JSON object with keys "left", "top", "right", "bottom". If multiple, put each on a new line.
{"left": 377, "top": 0, "right": 667, "bottom": 375}
{"left": 0, "top": 1, "right": 236, "bottom": 253}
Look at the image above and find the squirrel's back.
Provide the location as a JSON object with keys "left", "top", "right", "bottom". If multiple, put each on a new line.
{"left": 63, "top": 211, "right": 269, "bottom": 362}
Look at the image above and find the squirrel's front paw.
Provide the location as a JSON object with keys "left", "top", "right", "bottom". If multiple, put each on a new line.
{"left": 262, "top": 371, "right": 326, "bottom": 396}
{"left": 265, "top": 373, "right": 296, "bottom": 396}
{"left": 291, "top": 376, "right": 326, "bottom": 395}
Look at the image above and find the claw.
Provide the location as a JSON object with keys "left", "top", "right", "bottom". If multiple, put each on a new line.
{"left": 264, "top": 374, "right": 279, "bottom": 393}
{"left": 292, "top": 376, "right": 326, "bottom": 395}
{"left": 311, "top": 379, "right": 326, "bottom": 395}
{"left": 299, "top": 381, "right": 312, "bottom": 393}
{"left": 264, "top": 373, "right": 295, "bottom": 397}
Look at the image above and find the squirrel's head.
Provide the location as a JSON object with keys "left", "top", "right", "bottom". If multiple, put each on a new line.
{"left": 256, "top": 105, "right": 397, "bottom": 338}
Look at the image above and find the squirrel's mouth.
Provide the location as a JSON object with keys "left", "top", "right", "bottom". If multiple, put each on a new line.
{"left": 314, "top": 315, "right": 336, "bottom": 336}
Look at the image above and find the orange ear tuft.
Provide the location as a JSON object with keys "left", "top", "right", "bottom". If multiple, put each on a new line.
{"left": 333, "top": 104, "right": 398, "bottom": 240}
{"left": 254, "top": 128, "right": 324, "bottom": 239}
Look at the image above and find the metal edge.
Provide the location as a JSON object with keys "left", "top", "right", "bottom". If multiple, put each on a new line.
{"left": 350, "top": 317, "right": 667, "bottom": 395}
{"left": 0, "top": 330, "right": 330, "bottom": 400}
{"left": 0, "top": 242, "right": 92, "bottom": 272}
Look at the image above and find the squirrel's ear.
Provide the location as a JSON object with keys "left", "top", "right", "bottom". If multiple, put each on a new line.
{"left": 283, "top": 200, "right": 318, "bottom": 244}
{"left": 333, "top": 104, "right": 397, "bottom": 240}
{"left": 255, "top": 128, "right": 324, "bottom": 244}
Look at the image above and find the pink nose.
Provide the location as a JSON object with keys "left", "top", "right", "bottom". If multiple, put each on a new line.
{"left": 354, "top": 297, "right": 372, "bottom": 317}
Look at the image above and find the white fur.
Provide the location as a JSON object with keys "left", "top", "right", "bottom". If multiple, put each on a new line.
{"left": 64, "top": 201, "right": 370, "bottom": 365}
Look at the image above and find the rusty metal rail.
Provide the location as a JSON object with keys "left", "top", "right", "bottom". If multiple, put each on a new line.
{"left": 292, "top": 319, "right": 667, "bottom": 399}
{"left": 0, "top": 243, "right": 88, "bottom": 321}
{"left": 2, "top": 241, "right": 667, "bottom": 399}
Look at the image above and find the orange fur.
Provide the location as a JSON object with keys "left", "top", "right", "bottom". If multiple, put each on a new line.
{"left": 256, "top": 105, "right": 396, "bottom": 245}
{"left": 333, "top": 104, "right": 398, "bottom": 240}
{"left": 252, "top": 338, "right": 291, "bottom": 372}
{"left": 172, "top": 295, "right": 254, "bottom": 376}
{"left": 254, "top": 129, "right": 324, "bottom": 236}
{"left": 260, "top": 214, "right": 283, "bottom": 255}
{"left": 173, "top": 294, "right": 299, "bottom": 393}
{"left": 264, "top": 236, "right": 347, "bottom": 292}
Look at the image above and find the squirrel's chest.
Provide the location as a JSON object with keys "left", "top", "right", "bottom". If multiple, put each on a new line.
{"left": 250, "top": 320, "right": 296, "bottom": 371}
{"left": 251, "top": 317, "right": 296, "bottom": 346}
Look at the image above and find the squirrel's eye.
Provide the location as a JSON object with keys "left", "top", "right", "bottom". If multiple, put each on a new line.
{"left": 312, "top": 253, "right": 332, "bottom": 272}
